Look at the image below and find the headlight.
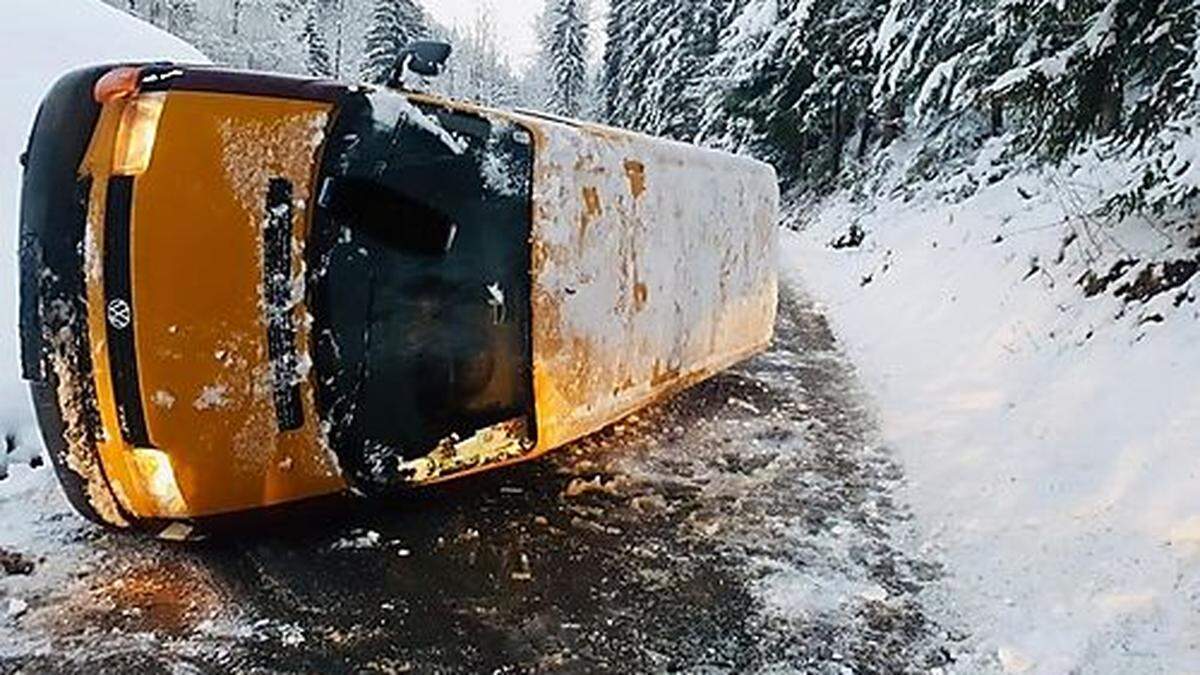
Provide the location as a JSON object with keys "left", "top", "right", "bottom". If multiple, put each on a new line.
{"left": 130, "top": 448, "right": 188, "bottom": 518}
{"left": 112, "top": 93, "right": 166, "bottom": 176}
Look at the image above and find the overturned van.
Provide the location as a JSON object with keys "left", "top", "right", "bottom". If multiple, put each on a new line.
{"left": 19, "top": 63, "right": 779, "bottom": 534}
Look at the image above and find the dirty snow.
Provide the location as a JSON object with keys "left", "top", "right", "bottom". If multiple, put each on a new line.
{"left": 216, "top": 111, "right": 329, "bottom": 214}
{"left": 152, "top": 389, "right": 177, "bottom": 410}
{"left": 788, "top": 139, "right": 1200, "bottom": 672}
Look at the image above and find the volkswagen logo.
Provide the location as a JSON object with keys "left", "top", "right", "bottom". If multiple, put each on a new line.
{"left": 107, "top": 298, "right": 132, "bottom": 331}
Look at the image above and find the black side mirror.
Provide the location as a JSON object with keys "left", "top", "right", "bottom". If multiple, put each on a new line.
{"left": 388, "top": 41, "right": 453, "bottom": 86}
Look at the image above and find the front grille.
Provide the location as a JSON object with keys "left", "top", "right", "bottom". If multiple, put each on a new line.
{"left": 103, "top": 176, "right": 154, "bottom": 448}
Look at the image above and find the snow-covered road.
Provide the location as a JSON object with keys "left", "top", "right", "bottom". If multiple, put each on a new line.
{"left": 0, "top": 286, "right": 961, "bottom": 673}
{"left": 5, "top": 4, "right": 1195, "bottom": 673}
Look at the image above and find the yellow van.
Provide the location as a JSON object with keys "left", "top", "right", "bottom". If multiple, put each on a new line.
{"left": 19, "top": 61, "right": 779, "bottom": 535}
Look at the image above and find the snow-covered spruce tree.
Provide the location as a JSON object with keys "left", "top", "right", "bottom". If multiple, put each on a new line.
{"left": 668, "top": 0, "right": 730, "bottom": 139}
{"left": 543, "top": 0, "right": 590, "bottom": 117}
{"left": 125, "top": 0, "right": 199, "bottom": 38}
{"left": 693, "top": 0, "right": 775, "bottom": 150}
{"left": 434, "top": 8, "right": 523, "bottom": 107}
{"left": 696, "top": 0, "right": 889, "bottom": 193}
{"left": 302, "top": 2, "right": 334, "bottom": 76}
{"left": 273, "top": 0, "right": 302, "bottom": 23}
{"left": 981, "top": 1, "right": 1192, "bottom": 157}
{"left": 103, "top": 0, "right": 382, "bottom": 76}
{"left": 602, "top": 0, "right": 650, "bottom": 127}
{"left": 601, "top": 0, "right": 728, "bottom": 139}
{"left": 851, "top": 0, "right": 1014, "bottom": 191}
{"left": 968, "top": 0, "right": 1200, "bottom": 220}
{"left": 870, "top": 0, "right": 996, "bottom": 140}
{"left": 980, "top": 0, "right": 1124, "bottom": 160}
{"left": 1119, "top": 0, "right": 1199, "bottom": 148}
{"left": 521, "top": 8, "right": 556, "bottom": 112}
{"left": 361, "top": 0, "right": 428, "bottom": 85}
{"left": 1103, "top": 0, "right": 1200, "bottom": 218}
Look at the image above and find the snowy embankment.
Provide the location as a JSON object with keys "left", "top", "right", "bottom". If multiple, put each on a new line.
{"left": 0, "top": 3, "right": 204, "bottom": 494}
{"left": 788, "top": 141, "right": 1200, "bottom": 673}
{"left": 0, "top": 1, "right": 206, "bottom": 481}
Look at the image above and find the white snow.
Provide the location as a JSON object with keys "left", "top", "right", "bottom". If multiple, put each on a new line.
{"left": 331, "top": 529, "right": 383, "bottom": 550}
{"left": 0, "top": 0, "right": 207, "bottom": 466}
{"left": 152, "top": 389, "right": 177, "bottom": 410}
{"left": 393, "top": 94, "right": 467, "bottom": 155}
{"left": 914, "top": 54, "right": 962, "bottom": 121}
{"left": 5, "top": 597, "right": 28, "bottom": 620}
{"left": 788, "top": 142, "right": 1200, "bottom": 672}
{"left": 721, "top": 0, "right": 780, "bottom": 54}
{"left": 193, "top": 384, "right": 232, "bottom": 411}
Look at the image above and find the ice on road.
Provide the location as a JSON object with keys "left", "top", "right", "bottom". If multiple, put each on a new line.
{"left": 0, "top": 288, "right": 958, "bottom": 673}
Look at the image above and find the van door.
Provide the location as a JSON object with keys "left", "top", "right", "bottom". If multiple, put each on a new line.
{"left": 309, "top": 92, "right": 534, "bottom": 492}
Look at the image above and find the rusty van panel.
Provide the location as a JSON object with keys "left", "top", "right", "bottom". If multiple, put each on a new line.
{"left": 520, "top": 118, "right": 780, "bottom": 452}
{"left": 83, "top": 91, "right": 345, "bottom": 519}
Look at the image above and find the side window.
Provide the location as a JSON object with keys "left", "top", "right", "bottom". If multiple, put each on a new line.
{"left": 317, "top": 93, "right": 531, "bottom": 257}
{"left": 319, "top": 177, "right": 458, "bottom": 257}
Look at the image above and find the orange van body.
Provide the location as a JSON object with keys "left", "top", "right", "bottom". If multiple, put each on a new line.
{"left": 20, "top": 65, "right": 778, "bottom": 535}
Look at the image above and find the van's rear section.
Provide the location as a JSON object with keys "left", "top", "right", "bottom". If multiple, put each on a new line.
{"left": 20, "top": 66, "right": 350, "bottom": 529}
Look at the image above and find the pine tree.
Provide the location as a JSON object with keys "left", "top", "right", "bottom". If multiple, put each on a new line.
{"left": 602, "top": 0, "right": 657, "bottom": 128}
{"left": 544, "top": 0, "right": 590, "bottom": 117}
{"left": 521, "top": 7, "right": 557, "bottom": 111}
{"left": 645, "top": 0, "right": 727, "bottom": 139}
{"left": 600, "top": 0, "right": 728, "bottom": 139}
{"left": 361, "top": 0, "right": 429, "bottom": 85}
{"left": 432, "top": 11, "right": 525, "bottom": 107}
{"left": 870, "top": 0, "right": 995, "bottom": 136}
{"left": 600, "top": 0, "right": 623, "bottom": 121}
{"left": 979, "top": 0, "right": 1117, "bottom": 159}
{"left": 303, "top": 2, "right": 334, "bottom": 76}
{"left": 126, "top": 0, "right": 199, "bottom": 37}
{"left": 1102, "top": 0, "right": 1200, "bottom": 217}
{"left": 273, "top": 0, "right": 302, "bottom": 22}
{"left": 697, "top": 0, "right": 889, "bottom": 191}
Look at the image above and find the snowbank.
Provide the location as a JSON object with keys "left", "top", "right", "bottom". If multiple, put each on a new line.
{"left": 788, "top": 142, "right": 1200, "bottom": 672}
{"left": 0, "top": 1, "right": 207, "bottom": 452}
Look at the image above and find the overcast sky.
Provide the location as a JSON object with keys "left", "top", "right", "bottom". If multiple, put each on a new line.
{"left": 422, "top": 0, "right": 547, "bottom": 68}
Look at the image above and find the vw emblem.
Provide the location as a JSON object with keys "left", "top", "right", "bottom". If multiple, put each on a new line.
{"left": 107, "top": 298, "right": 132, "bottom": 331}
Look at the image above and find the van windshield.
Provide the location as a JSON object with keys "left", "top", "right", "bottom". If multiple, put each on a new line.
{"left": 307, "top": 90, "right": 534, "bottom": 491}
